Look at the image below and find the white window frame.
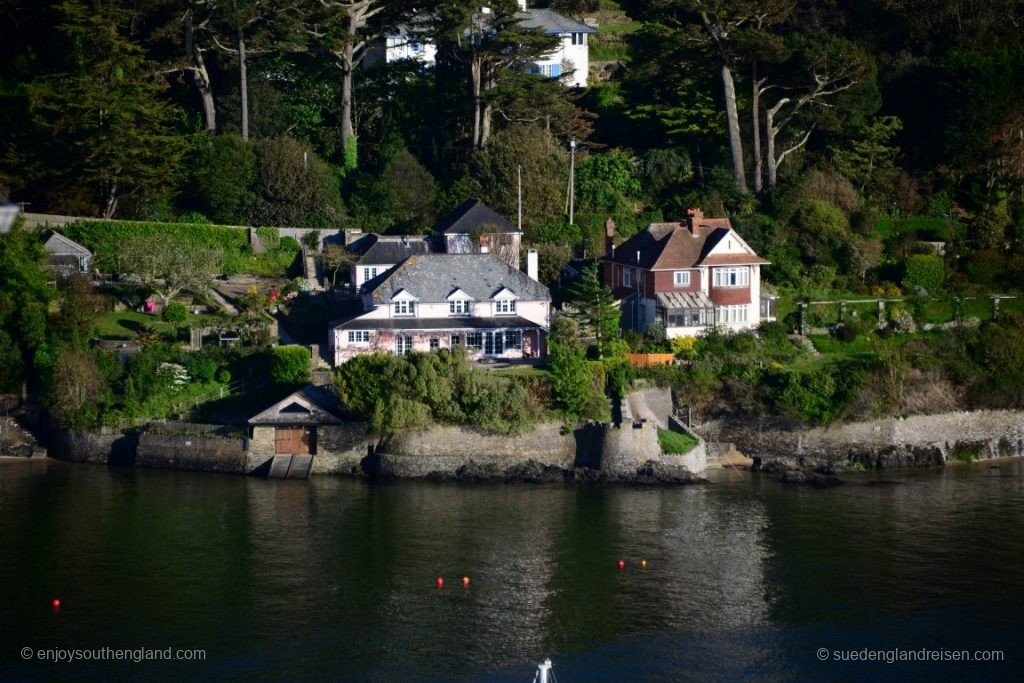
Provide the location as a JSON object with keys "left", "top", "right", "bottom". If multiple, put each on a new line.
{"left": 466, "top": 332, "right": 483, "bottom": 349}
{"left": 362, "top": 266, "right": 378, "bottom": 281}
{"left": 395, "top": 336, "right": 413, "bottom": 355}
{"left": 347, "top": 330, "right": 370, "bottom": 343}
{"left": 495, "top": 299, "right": 517, "bottom": 315}
{"left": 716, "top": 305, "right": 749, "bottom": 324}
{"left": 673, "top": 271, "right": 690, "bottom": 287}
{"left": 449, "top": 299, "right": 470, "bottom": 315}
{"left": 713, "top": 267, "right": 749, "bottom": 288}
{"left": 393, "top": 300, "right": 416, "bottom": 317}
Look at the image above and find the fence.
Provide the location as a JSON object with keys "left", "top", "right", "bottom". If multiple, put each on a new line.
{"left": 627, "top": 353, "right": 675, "bottom": 368}
{"left": 795, "top": 295, "right": 1016, "bottom": 335}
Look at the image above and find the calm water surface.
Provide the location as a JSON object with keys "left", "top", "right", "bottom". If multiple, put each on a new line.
{"left": 1, "top": 459, "right": 1022, "bottom": 681}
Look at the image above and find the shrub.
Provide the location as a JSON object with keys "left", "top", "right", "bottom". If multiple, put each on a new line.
{"left": 161, "top": 301, "right": 188, "bottom": 326}
{"left": 903, "top": 253, "right": 945, "bottom": 293}
{"left": 191, "top": 134, "right": 257, "bottom": 224}
{"left": 270, "top": 345, "right": 310, "bottom": 385}
{"left": 186, "top": 355, "right": 218, "bottom": 383}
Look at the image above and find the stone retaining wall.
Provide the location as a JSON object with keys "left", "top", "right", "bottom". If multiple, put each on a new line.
{"left": 375, "top": 423, "right": 577, "bottom": 478}
{"left": 713, "top": 410, "right": 1024, "bottom": 468}
{"left": 136, "top": 433, "right": 247, "bottom": 473}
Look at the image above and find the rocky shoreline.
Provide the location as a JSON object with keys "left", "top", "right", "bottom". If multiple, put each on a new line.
{"left": 420, "top": 458, "right": 707, "bottom": 485}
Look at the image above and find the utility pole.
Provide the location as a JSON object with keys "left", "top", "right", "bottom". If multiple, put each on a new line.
{"left": 568, "top": 137, "right": 576, "bottom": 225}
{"left": 517, "top": 165, "right": 522, "bottom": 233}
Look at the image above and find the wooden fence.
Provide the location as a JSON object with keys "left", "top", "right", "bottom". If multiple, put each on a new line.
{"left": 628, "top": 353, "right": 675, "bottom": 368}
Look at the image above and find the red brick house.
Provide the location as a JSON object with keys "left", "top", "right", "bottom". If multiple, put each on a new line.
{"left": 600, "top": 209, "right": 775, "bottom": 337}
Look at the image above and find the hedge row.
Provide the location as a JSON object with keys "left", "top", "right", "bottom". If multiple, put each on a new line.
{"left": 61, "top": 220, "right": 299, "bottom": 277}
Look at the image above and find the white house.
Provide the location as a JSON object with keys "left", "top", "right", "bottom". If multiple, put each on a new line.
{"left": 601, "top": 209, "right": 775, "bottom": 338}
{"left": 364, "top": 2, "right": 596, "bottom": 87}
{"left": 329, "top": 253, "right": 550, "bottom": 364}
{"left": 518, "top": 5, "right": 595, "bottom": 87}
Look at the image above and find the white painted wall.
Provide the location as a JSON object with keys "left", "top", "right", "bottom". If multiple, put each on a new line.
{"left": 548, "top": 35, "right": 589, "bottom": 87}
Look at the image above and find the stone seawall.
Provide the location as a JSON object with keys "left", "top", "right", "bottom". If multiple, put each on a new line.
{"left": 713, "top": 410, "right": 1024, "bottom": 468}
{"left": 136, "top": 433, "right": 247, "bottom": 473}
{"left": 375, "top": 423, "right": 577, "bottom": 478}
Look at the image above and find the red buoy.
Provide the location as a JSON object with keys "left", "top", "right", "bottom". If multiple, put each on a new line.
{"left": 51, "top": 598, "right": 61, "bottom": 610}
{"left": 461, "top": 576, "right": 470, "bottom": 587}
{"left": 617, "top": 559, "right": 625, "bottom": 570}
{"left": 436, "top": 577, "right": 444, "bottom": 588}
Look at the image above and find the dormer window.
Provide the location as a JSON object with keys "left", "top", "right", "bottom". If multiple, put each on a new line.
{"left": 449, "top": 299, "right": 470, "bottom": 315}
{"left": 393, "top": 300, "right": 416, "bottom": 316}
{"left": 492, "top": 287, "right": 518, "bottom": 315}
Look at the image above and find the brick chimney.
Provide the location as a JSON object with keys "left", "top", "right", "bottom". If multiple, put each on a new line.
{"left": 605, "top": 217, "right": 616, "bottom": 255}
{"left": 686, "top": 207, "right": 703, "bottom": 236}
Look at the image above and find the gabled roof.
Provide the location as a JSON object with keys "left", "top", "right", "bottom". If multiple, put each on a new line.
{"left": 519, "top": 9, "right": 597, "bottom": 34}
{"left": 334, "top": 315, "right": 544, "bottom": 332}
{"left": 42, "top": 231, "right": 92, "bottom": 258}
{"left": 366, "top": 253, "right": 549, "bottom": 305}
{"left": 353, "top": 234, "right": 436, "bottom": 264}
{"left": 433, "top": 199, "right": 518, "bottom": 235}
{"left": 601, "top": 213, "right": 767, "bottom": 270}
{"left": 249, "top": 385, "right": 352, "bottom": 426}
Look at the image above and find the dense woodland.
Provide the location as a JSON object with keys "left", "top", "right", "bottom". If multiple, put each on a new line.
{"left": 2, "top": 0, "right": 1024, "bottom": 291}
{"left": 6, "top": 0, "right": 1024, "bottom": 431}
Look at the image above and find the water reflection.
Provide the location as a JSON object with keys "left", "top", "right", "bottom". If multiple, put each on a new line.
{"left": 1, "top": 460, "right": 1022, "bottom": 681}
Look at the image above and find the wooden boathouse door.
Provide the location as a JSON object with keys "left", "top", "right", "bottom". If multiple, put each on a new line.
{"left": 275, "top": 426, "right": 315, "bottom": 454}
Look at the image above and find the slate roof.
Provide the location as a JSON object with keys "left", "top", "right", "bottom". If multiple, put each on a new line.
{"left": 249, "top": 384, "right": 352, "bottom": 426}
{"left": 519, "top": 9, "right": 597, "bottom": 34}
{"left": 355, "top": 234, "right": 436, "bottom": 265}
{"left": 433, "top": 199, "right": 518, "bottom": 235}
{"left": 601, "top": 215, "right": 767, "bottom": 270}
{"left": 42, "top": 231, "right": 92, "bottom": 258}
{"left": 334, "top": 315, "right": 543, "bottom": 331}
{"left": 365, "top": 253, "right": 549, "bottom": 305}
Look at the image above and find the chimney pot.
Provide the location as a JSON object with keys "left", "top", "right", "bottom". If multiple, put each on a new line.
{"left": 605, "top": 217, "right": 616, "bottom": 255}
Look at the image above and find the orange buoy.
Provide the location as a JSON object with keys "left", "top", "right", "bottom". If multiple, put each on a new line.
{"left": 461, "top": 576, "right": 470, "bottom": 587}
{"left": 436, "top": 577, "right": 444, "bottom": 588}
{"left": 51, "top": 598, "right": 61, "bottom": 610}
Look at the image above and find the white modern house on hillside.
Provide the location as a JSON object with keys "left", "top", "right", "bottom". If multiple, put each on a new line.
{"left": 365, "top": 2, "right": 596, "bottom": 87}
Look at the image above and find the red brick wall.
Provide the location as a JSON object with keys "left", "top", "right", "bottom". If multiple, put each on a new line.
{"left": 651, "top": 269, "right": 700, "bottom": 294}
{"left": 709, "top": 286, "right": 751, "bottom": 305}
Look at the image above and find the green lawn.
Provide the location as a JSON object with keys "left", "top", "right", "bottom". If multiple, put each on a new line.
{"left": 93, "top": 310, "right": 224, "bottom": 339}
{"left": 658, "top": 428, "right": 699, "bottom": 455}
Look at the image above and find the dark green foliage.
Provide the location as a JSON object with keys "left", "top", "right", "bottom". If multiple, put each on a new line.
{"left": 270, "top": 345, "right": 310, "bottom": 385}
{"left": 252, "top": 137, "right": 345, "bottom": 228}
{"left": 563, "top": 262, "right": 621, "bottom": 356}
{"left": 0, "top": 223, "right": 53, "bottom": 389}
{"left": 192, "top": 135, "right": 257, "bottom": 225}
{"left": 60, "top": 220, "right": 294, "bottom": 277}
{"left": 903, "top": 254, "right": 945, "bottom": 293}
{"left": 161, "top": 302, "right": 188, "bottom": 326}
{"left": 334, "top": 349, "right": 539, "bottom": 435}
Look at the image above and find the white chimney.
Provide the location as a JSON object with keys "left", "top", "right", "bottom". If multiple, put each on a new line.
{"left": 517, "top": 0, "right": 527, "bottom": 11}
{"left": 527, "top": 249, "right": 539, "bottom": 281}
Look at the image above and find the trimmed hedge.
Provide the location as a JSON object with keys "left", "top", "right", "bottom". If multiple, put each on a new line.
{"left": 61, "top": 220, "right": 299, "bottom": 277}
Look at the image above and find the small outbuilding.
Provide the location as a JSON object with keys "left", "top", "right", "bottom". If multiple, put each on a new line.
{"left": 248, "top": 384, "right": 352, "bottom": 457}
{"left": 42, "top": 230, "right": 92, "bottom": 277}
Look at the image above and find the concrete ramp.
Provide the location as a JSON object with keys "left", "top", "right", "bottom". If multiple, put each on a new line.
{"left": 268, "top": 454, "right": 293, "bottom": 478}
{"left": 287, "top": 453, "right": 313, "bottom": 479}
{"left": 267, "top": 453, "right": 314, "bottom": 479}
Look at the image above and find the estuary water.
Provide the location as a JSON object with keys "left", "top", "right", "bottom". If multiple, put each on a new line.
{"left": 1, "top": 458, "right": 1022, "bottom": 682}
